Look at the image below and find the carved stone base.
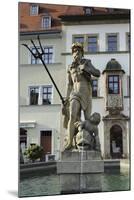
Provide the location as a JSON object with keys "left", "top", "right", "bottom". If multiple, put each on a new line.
{"left": 57, "top": 150, "right": 104, "bottom": 194}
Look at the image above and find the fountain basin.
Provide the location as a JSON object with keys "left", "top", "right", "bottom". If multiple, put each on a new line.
{"left": 57, "top": 150, "right": 104, "bottom": 193}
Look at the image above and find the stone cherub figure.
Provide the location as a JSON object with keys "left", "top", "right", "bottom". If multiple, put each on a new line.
{"left": 62, "top": 42, "right": 100, "bottom": 150}
{"left": 74, "top": 112, "right": 101, "bottom": 151}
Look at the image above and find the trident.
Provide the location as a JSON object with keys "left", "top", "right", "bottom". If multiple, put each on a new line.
{"left": 22, "top": 35, "right": 65, "bottom": 105}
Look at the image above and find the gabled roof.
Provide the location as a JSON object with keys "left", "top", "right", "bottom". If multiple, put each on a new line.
{"left": 19, "top": 2, "right": 68, "bottom": 32}
{"left": 19, "top": 2, "right": 130, "bottom": 33}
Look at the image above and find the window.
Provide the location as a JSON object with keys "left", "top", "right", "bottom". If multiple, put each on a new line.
{"left": 30, "top": 5, "right": 38, "bottom": 15}
{"left": 72, "top": 34, "right": 99, "bottom": 52}
{"left": 127, "top": 33, "right": 130, "bottom": 51}
{"left": 92, "top": 79, "right": 98, "bottom": 97}
{"left": 42, "top": 16, "right": 51, "bottom": 28}
{"left": 108, "top": 75, "right": 120, "bottom": 94}
{"left": 42, "top": 86, "right": 52, "bottom": 105}
{"left": 88, "top": 36, "right": 98, "bottom": 52}
{"left": 31, "top": 47, "right": 41, "bottom": 64}
{"left": 107, "top": 34, "right": 118, "bottom": 52}
{"left": 44, "top": 47, "right": 53, "bottom": 64}
{"left": 29, "top": 86, "right": 52, "bottom": 105}
{"left": 20, "top": 128, "right": 27, "bottom": 149}
{"left": 31, "top": 46, "right": 53, "bottom": 64}
{"left": 73, "top": 36, "right": 84, "bottom": 45}
{"left": 84, "top": 7, "right": 92, "bottom": 15}
{"left": 30, "top": 87, "right": 39, "bottom": 105}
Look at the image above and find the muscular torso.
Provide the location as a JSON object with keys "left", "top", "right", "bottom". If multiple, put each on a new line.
{"left": 69, "top": 64, "right": 91, "bottom": 94}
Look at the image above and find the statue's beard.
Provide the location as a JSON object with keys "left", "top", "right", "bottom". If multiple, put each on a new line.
{"left": 73, "top": 53, "right": 81, "bottom": 63}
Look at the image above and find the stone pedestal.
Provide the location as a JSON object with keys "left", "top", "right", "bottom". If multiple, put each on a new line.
{"left": 57, "top": 151, "right": 104, "bottom": 194}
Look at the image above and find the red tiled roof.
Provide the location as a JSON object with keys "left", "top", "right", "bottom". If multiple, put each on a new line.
{"left": 19, "top": 2, "right": 68, "bottom": 32}
{"left": 19, "top": 2, "right": 129, "bottom": 33}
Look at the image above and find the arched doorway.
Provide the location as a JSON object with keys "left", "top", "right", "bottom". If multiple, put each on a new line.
{"left": 110, "top": 125, "right": 123, "bottom": 158}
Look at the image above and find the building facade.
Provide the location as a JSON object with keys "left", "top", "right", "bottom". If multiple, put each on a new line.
{"left": 19, "top": 3, "right": 130, "bottom": 160}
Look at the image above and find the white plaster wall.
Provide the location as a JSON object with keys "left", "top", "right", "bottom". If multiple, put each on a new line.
{"left": 19, "top": 21, "right": 130, "bottom": 159}
{"left": 62, "top": 22, "right": 130, "bottom": 157}
{"left": 20, "top": 105, "right": 61, "bottom": 160}
{"left": 19, "top": 38, "right": 63, "bottom": 65}
{"left": 64, "top": 23, "right": 130, "bottom": 52}
{"left": 63, "top": 22, "right": 130, "bottom": 75}
{"left": 19, "top": 64, "right": 66, "bottom": 105}
{"left": 65, "top": 53, "right": 129, "bottom": 74}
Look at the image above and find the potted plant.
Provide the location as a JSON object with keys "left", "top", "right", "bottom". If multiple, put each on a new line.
{"left": 24, "top": 144, "right": 44, "bottom": 162}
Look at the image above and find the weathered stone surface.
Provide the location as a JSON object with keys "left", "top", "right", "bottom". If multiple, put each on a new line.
{"left": 62, "top": 42, "right": 101, "bottom": 150}
{"left": 57, "top": 160, "right": 104, "bottom": 174}
{"left": 57, "top": 150, "right": 104, "bottom": 193}
{"left": 60, "top": 150, "right": 101, "bottom": 161}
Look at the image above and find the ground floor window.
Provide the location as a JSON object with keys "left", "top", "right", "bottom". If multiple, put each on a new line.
{"left": 20, "top": 128, "right": 27, "bottom": 150}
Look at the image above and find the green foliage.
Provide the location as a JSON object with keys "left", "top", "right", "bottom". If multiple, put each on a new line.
{"left": 24, "top": 144, "right": 44, "bottom": 162}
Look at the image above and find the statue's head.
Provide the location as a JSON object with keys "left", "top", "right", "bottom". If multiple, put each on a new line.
{"left": 90, "top": 112, "right": 101, "bottom": 125}
{"left": 72, "top": 42, "right": 84, "bottom": 57}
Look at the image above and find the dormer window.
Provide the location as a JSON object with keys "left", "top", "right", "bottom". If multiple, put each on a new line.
{"left": 42, "top": 16, "right": 51, "bottom": 28}
{"left": 30, "top": 4, "right": 39, "bottom": 16}
{"left": 84, "top": 7, "right": 92, "bottom": 15}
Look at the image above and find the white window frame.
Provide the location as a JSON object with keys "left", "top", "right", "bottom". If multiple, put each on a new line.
{"left": 84, "top": 7, "right": 92, "bottom": 15}
{"left": 42, "top": 16, "right": 51, "bottom": 29}
{"left": 72, "top": 34, "right": 99, "bottom": 52}
{"left": 31, "top": 46, "right": 42, "bottom": 64}
{"left": 30, "top": 46, "right": 54, "bottom": 64}
{"left": 43, "top": 46, "right": 54, "bottom": 64}
{"left": 30, "top": 4, "right": 39, "bottom": 16}
{"left": 42, "top": 85, "right": 53, "bottom": 105}
{"left": 87, "top": 34, "right": 99, "bottom": 52}
{"left": 29, "top": 86, "right": 39, "bottom": 105}
{"left": 28, "top": 85, "right": 53, "bottom": 105}
{"left": 106, "top": 33, "right": 119, "bottom": 52}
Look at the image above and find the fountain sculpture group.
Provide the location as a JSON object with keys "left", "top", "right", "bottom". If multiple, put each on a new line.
{"left": 57, "top": 43, "right": 104, "bottom": 194}
{"left": 23, "top": 39, "right": 104, "bottom": 194}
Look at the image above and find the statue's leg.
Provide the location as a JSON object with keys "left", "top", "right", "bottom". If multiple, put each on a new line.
{"left": 65, "top": 99, "right": 80, "bottom": 150}
{"left": 84, "top": 100, "right": 92, "bottom": 120}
